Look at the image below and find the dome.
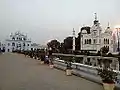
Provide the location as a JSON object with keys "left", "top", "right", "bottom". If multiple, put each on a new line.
{"left": 104, "top": 23, "right": 112, "bottom": 34}
{"left": 81, "top": 26, "right": 90, "bottom": 34}
{"left": 105, "top": 27, "right": 112, "bottom": 34}
{"left": 81, "top": 30, "right": 87, "bottom": 34}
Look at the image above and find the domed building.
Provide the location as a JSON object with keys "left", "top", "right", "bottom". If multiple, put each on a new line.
{"left": 81, "top": 14, "right": 114, "bottom": 53}
{"left": 5, "top": 31, "right": 32, "bottom": 52}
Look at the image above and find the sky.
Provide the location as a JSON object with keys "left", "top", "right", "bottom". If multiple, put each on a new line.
{"left": 0, "top": 0, "right": 120, "bottom": 45}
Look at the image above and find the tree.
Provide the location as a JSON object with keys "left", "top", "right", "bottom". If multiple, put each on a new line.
{"left": 64, "top": 37, "right": 73, "bottom": 50}
{"left": 47, "top": 39, "right": 60, "bottom": 53}
{"left": 59, "top": 43, "right": 66, "bottom": 53}
{"left": 75, "top": 33, "right": 80, "bottom": 50}
{"left": 100, "top": 46, "right": 109, "bottom": 54}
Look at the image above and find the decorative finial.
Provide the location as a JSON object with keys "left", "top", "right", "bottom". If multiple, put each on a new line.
{"left": 94, "top": 13, "right": 97, "bottom": 20}
{"left": 108, "top": 22, "right": 109, "bottom": 27}
{"left": 73, "top": 28, "right": 75, "bottom": 33}
{"left": 73, "top": 28, "right": 75, "bottom": 35}
{"left": 107, "top": 22, "right": 110, "bottom": 28}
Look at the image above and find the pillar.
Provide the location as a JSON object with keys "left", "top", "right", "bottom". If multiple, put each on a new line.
{"left": 72, "top": 28, "right": 75, "bottom": 51}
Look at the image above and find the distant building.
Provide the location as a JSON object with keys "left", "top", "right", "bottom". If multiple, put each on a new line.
{"left": 0, "top": 41, "right": 6, "bottom": 52}
{"left": 31, "top": 43, "right": 41, "bottom": 50}
{"left": 5, "top": 31, "right": 31, "bottom": 52}
{"left": 31, "top": 43, "right": 47, "bottom": 50}
{"left": 81, "top": 14, "right": 113, "bottom": 53}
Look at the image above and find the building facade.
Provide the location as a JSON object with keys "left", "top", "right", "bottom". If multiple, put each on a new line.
{"left": 81, "top": 14, "right": 113, "bottom": 53}
{"left": 5, "top": 31, "right": 31, "bottom": 52}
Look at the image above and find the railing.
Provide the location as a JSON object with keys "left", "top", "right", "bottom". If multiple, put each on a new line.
{"left": 53, "top": 58, "right": 120, "bottom": 88}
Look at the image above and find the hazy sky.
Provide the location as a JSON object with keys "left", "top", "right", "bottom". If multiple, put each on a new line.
{"left": 0, "top": 0, "right": 120, "bottom": 44}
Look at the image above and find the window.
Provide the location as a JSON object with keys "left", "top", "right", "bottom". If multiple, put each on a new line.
{"left": 108, "top": 39, "right": 109, "bottom": 44}
{"left": 87, "top": 39, "right": 89, "bottom": 44}
{"left": 12, "top": 43, "right": 15, "bottom": 46}
{"left": 93, "top": 32, "right": 97, "bottom": 36}
{"left": 28, "top": 44, "right": 29, "bottom": 46}
{"left": 23, "top": 38, "right": 26, "bottom": 41}
{"left": 19, "top": 43, "right": 21, "bottom": 47}
{"left": 12, "top": 37, "right": 15, "bottom": 40}
{"left": 104, "top": 39, "right": 105, "bottom": 44}
{"left": 8, "top": 43, "right": 10, "bottom": 46}
{"left": 93, "top": 39, "right": 97, "bottom": 44}
{"left": 23, "top": 43, "right": 25, "bottom": 46}
{"left": 89, "top": 39, "right": 91, "bottom": 44}
{"left": 19, "top": 38, "right": 22, "bottom": 40}
{"left": 85, "top": 39, "right": 87, "bottom": 44}
{"left": 105, "top": 39, "right": 107, "bottom": 44}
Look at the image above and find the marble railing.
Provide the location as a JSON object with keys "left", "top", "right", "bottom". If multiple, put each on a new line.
{"left": 53, "top": 58, "right": 120, "bottom": 88}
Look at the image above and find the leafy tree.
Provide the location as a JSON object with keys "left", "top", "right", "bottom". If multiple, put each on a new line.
{"left": 47, "top": 39, "right": 60, "bottom": 53}
{"left": 100, "top": 46, "right": 109, "bottom": 54}
{"left": 75, "top": 33, "right": 81, "bottom": 50}
{"left": 64, "top": 36, "right": 73, "bottom": 50}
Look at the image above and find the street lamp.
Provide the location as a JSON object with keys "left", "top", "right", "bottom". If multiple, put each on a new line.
{"left": 115, "top": 25, "right": 120, "bottom": 52}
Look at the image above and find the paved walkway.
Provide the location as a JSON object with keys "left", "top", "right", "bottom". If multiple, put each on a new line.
{"left": 0, "top": 53, "right": 103, "bottom": 90}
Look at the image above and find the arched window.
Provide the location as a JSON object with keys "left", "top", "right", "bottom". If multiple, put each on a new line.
{"left": 106, "top": 39, "right": 107, "bottom": 44}
{"left": 108, "top": 39, "right": 109, "bottom": 44}
{"left": 89, "top": 39, "right": 91, "bottom": 44}
{"left": 85, "top": 39, "right": 87, "bottom": 44}
{"left": 87, "top": 39, "right": 89, "bottom": 44}
{"left": 8, "top": 43, "right": 10, "bottom": 46}
{"left": 12, "top": 43, "right": 15, "bottom": 46}
{"left": 19, "top": 43, "right": 21, "bottom": 47}
{"left": 12, "top": 37, "right": 15, "bottom": 40}
{"left": 23, "top": 38, "right": 26, "bottom": 41}
{"left": 104, "top": 39, "right": 105, "bottom": 44}
{"left": 23, "top": 43, "right": 25, "bottom": 47}
{"left": 93, "top": 39, "right": 95, "bottom": 44}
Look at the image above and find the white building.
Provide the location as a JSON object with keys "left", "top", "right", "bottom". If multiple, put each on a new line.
{"left": 81, "top": 14, "right": 114, "bottom": 53}
{"left": 5, "top": 31, "right": 31, "bottom": 52}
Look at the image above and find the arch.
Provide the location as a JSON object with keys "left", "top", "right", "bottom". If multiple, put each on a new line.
{"left": 23, "top": 43, "right": 25, "bottom": 46}
{"left": 12, "top": 42, "right": 15, "bottom": 46}
{"left": 87, "top": 39, "right": 89, "bottom": 44}
{"left": 12, "top": 37, "right": 15, "bottom": 40}
{"left": 89, "top": 39, "right": 91, "bottom": 44}
{"left": 85, "top": 39, "right": 87, "bottom": 44}
{"left": 104, "top": 39, "right": 105, "bottom": 44}
{"left": 81, "top": 26, "right": 91, "bottom": 34}
{"left": 108, "top": 39, "right": 109, "bottom": 44}
{"left": 106, "top": 39, "right": 107, "bottom": 44}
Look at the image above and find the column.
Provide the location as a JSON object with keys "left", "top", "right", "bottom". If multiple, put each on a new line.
{"left": 72, "top": 28, "right": 75, "bottom": 51}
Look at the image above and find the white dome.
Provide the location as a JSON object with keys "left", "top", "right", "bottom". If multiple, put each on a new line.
{"left": 82, "top": 30, "right": 87, "bottom": 34}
